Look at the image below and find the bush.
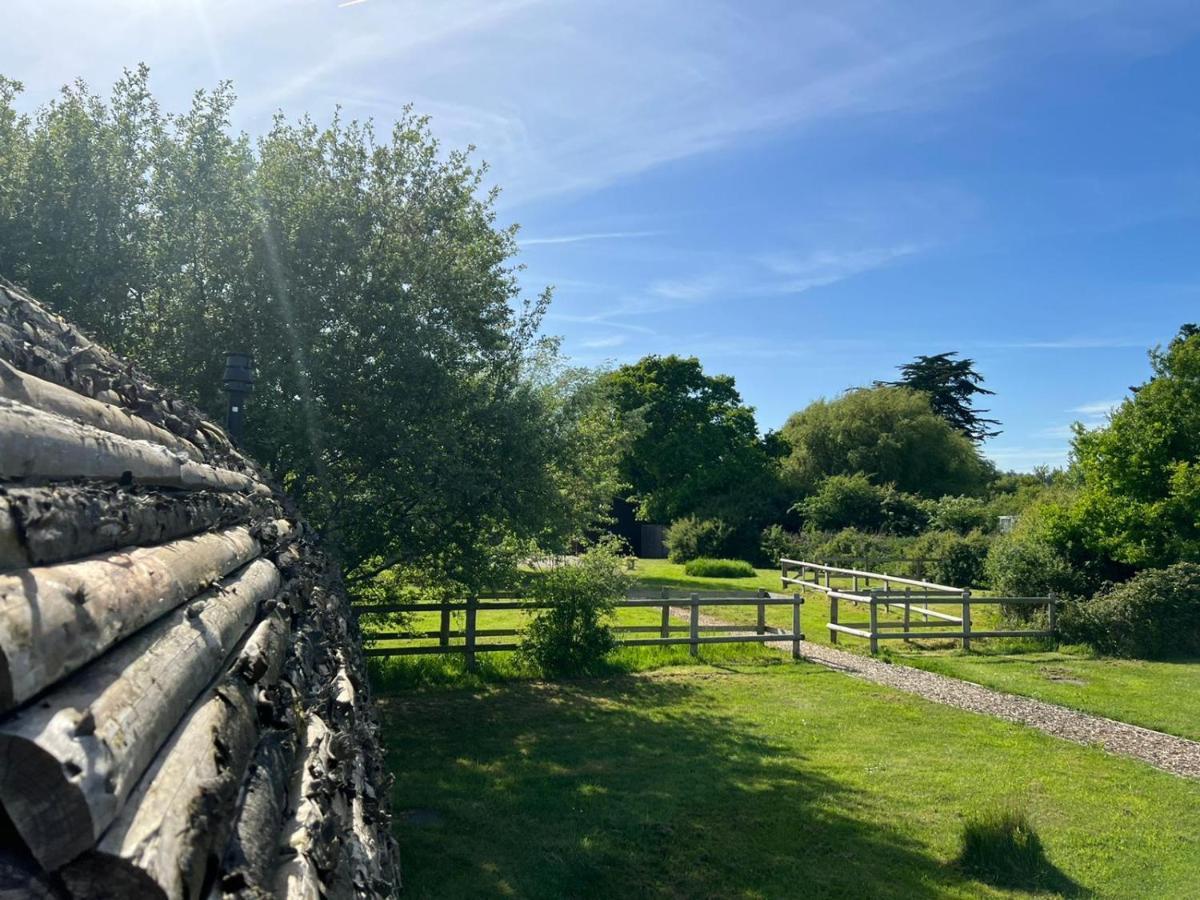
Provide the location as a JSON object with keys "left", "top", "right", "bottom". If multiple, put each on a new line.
{"left": 985, "top": 529, "right": 1083, "bottom": 597}
{"left": 520, "top": 542, "right": 634, "bottom": 677}
{"left": 760, "top": 525, "right": 826, "bottom": 566}
{"left": 879, "top": 487, "right": 930, "bottom": 536}
{"left": 801, "top": 473, "right": 886, "bottom": 532}
{"left": 911, "top": 530, "right": 991, "bottom": 588}
{"left": 956, "top": 805, "right": 1048, "bottom": 889}
{"left": 683, "top": 558, "right": 756, "bottom": 578}
{"left": 927, "top": 495, "right": 990, "bottom": 534}
{"left": 815, "top": 528, "right": 914, "bottom": 568}
{"left": 1062, "top": 563, "right": 1200, "bottom": 659}
{"left": 665, "top": 516, "right": 731, "bottom": 562}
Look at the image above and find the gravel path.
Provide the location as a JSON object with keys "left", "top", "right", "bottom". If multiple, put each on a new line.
{"left": 670, "top": 606, "right": 1200, "bottom": 779}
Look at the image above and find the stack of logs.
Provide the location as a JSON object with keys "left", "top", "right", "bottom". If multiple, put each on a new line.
{"left": 0, "top": 279, "right": 400, "bottom": 898}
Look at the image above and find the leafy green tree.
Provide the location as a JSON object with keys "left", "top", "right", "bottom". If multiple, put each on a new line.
{"left": 1065, "top": 325, "right": 1200, "bottom": 569}
{"left": 602, "top": 355, "right": 783, "bottom": 525}
{"left": 520, "top": 540, "right": 634, "bottom": 677}
{"left": 0, "top": 69, "right": 616, "bottom": 590}
{"left": 800, "top": 473, "right": 887, "bottom": 532}
{"left": 781, "top": 386, "right": 993, "bottom": 498}
{"left": 879, "top": 352, "right": 1001, "bottom": 442}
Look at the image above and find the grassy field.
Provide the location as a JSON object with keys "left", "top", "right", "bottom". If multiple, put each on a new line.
{"left": 379, "top": 661, "right": 1200, "bottom": 899}
{"left": 633, "top": 559, "right": 1200, "bottom": 741}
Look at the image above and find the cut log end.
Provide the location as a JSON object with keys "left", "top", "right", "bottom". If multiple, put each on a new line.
{"left": 0, "top": 734, "right": 95, "bottom": 870}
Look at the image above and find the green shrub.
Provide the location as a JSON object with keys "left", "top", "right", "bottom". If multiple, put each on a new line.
{"left": 1062, "top": 563, "right": 1200, "bottom": 659}
{"left": 665, "top": 516, "right": 731, "bottom": 562}
{"left": 683, "top": 557, "right": 756, "bottom": 578}
{"left": 879, "top": 487, "right": 930, "bottom": 536}
{"left": 801, "top": 473, "right": 886, "bottom": 531}
{"left": 957, "top": 805, "right": 1048, "bottom": 889}
{"left": 759, "top": 525, "right": 826, "bottom": 566}
{"left": 520, "top": 542, "right": 634, "bottom": 677}
{"left": 815, "top": 528, "right": 914, "bottom": 568}
{"left": 927, "top": 495, "right": 990, "bottom": 534}
{"left": 911, "top": 530, "right": 991, "bottom": 588}
{"left": 985, "top": 531, "right": 1081, "bottom": 599}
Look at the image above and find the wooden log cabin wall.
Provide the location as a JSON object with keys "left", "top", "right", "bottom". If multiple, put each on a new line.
{"left": 0, "top": 279, "right": 400, "bottom": 899}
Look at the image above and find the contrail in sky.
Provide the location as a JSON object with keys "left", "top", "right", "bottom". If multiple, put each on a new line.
{"left": 338, "top": 0, "right": 371, "bottom": 7}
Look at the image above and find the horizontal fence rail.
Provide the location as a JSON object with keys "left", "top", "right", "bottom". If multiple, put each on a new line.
{"left": 779, "top": 558, "right": 1055, "bottom": 653}
{"left": 354, "top": 590, "right": 806, "bottom": 669}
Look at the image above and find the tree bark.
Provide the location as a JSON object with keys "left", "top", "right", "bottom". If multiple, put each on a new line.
{"left": 60, "top": 677, "right": 261, "bottom": 900}
{"left": 0, "top": 398, "right": 262, "bottom": 493}
{"left": 0, "top": 486, "right": 266, "bottom": 571}
{"left": 0, "top": 522, "right": 290, "bottom": 711}
{"left": 0, "top": 559, "right": 280, "bottom": 869}
{"left": 0, "top": 359, "right": 203, "bottom": 461}
{"left": 215, "top": 728, "right": 299, "bottom": 898}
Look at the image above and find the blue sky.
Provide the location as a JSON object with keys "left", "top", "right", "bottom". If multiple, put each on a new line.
{"left": 4, "top": 1, "right": 1199, "bottom": 469}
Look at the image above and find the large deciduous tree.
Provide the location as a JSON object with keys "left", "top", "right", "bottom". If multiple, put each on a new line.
{"left": 0, "top": 67, "right": 614, "bottom": 588}
{"left": 602, "top": 355, "right": 782, "bottom": 527}
{"left": 781, "top": 386, "right": 994, "bottom": 498}
{"left": 879, "top": 352, "right": 1001, "bottom": 442}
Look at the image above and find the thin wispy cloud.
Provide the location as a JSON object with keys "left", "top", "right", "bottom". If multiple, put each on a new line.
{"left": 522, "top": 231, "right": 661, "bottom": 247}
{"left": 1071, "top": 400, "right": 1122, "bottom": 417}
{"left": 338, "top": 0, "right": 370, "bottom": 7}
{"left": 579, "top": 335, "right": 627, "bottom": 349}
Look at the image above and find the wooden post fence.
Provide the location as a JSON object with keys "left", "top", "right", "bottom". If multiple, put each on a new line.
{"left": 868, "top": 591, "right": 879, "bottom": 654}
{"left": 961, "top": 589, "right": 972, "bottom": 651}
{"left": 465, "top": 593, "right": 478, "bottom": 671}
{"left": 660, "top": 587, "right": 670, "bottom": 639}
{"left": 757, "top": 588, "right": 766, "bottom": 636}
{"left": 689, "top": 593, "right": 700, "bottom": 657}
{"left": 792, "top": 594, "right": 801, "bottom": 659}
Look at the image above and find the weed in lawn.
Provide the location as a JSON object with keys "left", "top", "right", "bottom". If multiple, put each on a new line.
{"left": 956, "top": 804, "right": 1081, "bottom": 895}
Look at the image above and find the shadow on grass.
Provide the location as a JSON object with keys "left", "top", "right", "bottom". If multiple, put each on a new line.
{"left": 377, "top": 673, "right": 1044, "bottom": 899}
{"left": 957, "top": 806, "right": 1087, "bottom": 897}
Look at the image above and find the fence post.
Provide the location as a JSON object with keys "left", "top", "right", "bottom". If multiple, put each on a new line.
{"left": 660, "top": 587, "right": 670, "bottom": 638}
{"left": 868, "top": 591, "right": 879, "bottom": 654}
{"left": 961, "top": 590, "right": 972, "bottom": 652}
{"left": 792, "top": 593, "right": 801, "bottom": 659}
{"left": 465, "top": 593, "right": 478, "bottom": 671}
{"left": 853, "top": 574, "right": 859, "bottom": 592}
{"left": 1047, "top": 592, "right": 1057, "bottom": 638}
{"left": 440, "top": 602, "right": 451, "bottom": 649}
{"left": 689, "top": 593, "right": 699, "bottom": 657}
{"left": 830, "top": 591, "right": 839, "bottom": 645}
{"left": 903, "top": 587, "right": 911, "bottom": 638}
{"left": 757, "top": 588, "right": 766, "bottom": 636}
{"left": 823, "top": 569, "right": 830, "bottom": 590}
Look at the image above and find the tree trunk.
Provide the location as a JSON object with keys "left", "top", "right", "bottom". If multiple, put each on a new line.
{"left": 0, "top": 559, "right": 280, "bottom": 869}
{"left": 0, "top": 522, "right": 290, "bottom": 711}
{"left": 214, "top": 728, "right": 299, "bottom": 898}
{"left": 0, "top": 398, "right": 262, "bottom": 493}
{"left": 0, "top": 359, "right": 203, "bottom": 461}
{"left": 60, "top": 677, "right": 261, "bottom": 900}
{"left": 0, "top": 485, "right": 266, "bottom": 571}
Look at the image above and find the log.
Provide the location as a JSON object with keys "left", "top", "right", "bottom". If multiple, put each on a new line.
{"left": 273, "top": 715, "right": 337, "bottom": 899}
{"left": 215, "top": 728, "right": 299, "bottom": 898}
{"left": 0, "top": 359, "right": 203, "bottom": 461}
{"left": 0, "top": 559, "right": 280, "bottom": 869}
{"left": 0, "top": 282, "right": 237, "bottom": 461}
{"left": 0, "top": 398, "right": 260, "bottom": 493}
{"left": 0, "top": 522, "right": 290, "bottom": 711}
{"left": 0, "top": 485, "right": 263, "bottom": 571}
{"left": 61, "top": 676, "right": 261, "bottom": 900}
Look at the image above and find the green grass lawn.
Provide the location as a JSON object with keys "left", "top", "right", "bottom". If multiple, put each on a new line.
{"left": 379, "top": 661, "right": 1200, "bottom": 899}
{"left": 634, "top": 559, "right": 1200, "bottom": 742}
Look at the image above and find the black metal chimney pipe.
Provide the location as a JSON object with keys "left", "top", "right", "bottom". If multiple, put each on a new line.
{"left": 222, "top": 352, "right": 255, "bottom": 444}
